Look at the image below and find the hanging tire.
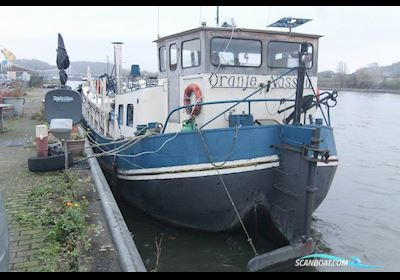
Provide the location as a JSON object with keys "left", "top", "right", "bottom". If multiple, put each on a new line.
{"left": 27, "top": 153, "right": 74, "bottom": 172}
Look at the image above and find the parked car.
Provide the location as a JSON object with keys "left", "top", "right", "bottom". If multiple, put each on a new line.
{"left": 0, "top": 193, "right": 9, "bottom": 272}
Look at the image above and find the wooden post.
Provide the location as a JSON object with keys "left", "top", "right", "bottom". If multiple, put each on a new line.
{"left": 63, "top": 139, "right": 69, "bottom": 170}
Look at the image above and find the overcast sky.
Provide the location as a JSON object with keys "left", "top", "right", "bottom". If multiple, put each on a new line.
{"left": 1, "top": 6, "right": 399, "bottom": 73}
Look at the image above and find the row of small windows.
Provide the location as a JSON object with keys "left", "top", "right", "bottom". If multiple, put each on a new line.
{"left": 118, "top": 104, "right": 134, "bottom": 127}
{"left": 159, "top": 39, "right": 201, "bottom": 72}
{"left": 159, "top": 38, "right": 313, "bottom": 71}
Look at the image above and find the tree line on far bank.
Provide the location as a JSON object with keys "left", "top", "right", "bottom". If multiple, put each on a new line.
{"left": 7, "top": 58, "right": 400, "bottom": 91}
{"left": 318, "top": 61, "right": 400, "bottom": 91}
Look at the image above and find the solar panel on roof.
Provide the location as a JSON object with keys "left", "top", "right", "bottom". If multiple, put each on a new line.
{"left": 268, "top": 17, "right": 312, "bottom": 29}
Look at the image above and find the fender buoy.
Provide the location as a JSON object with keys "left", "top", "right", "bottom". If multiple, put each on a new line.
{"left": 316, "top": 87, "right": 320, "bottom": 101}
{"left": 96, "top": 80, "right": 101, "bottom": 94}
{"left": 183, "top": 84, "right": 203, "bottom": 116}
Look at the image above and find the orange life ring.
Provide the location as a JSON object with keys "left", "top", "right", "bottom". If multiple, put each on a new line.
{"left": 184, "top": 83, "right": 203, "bottom": 116}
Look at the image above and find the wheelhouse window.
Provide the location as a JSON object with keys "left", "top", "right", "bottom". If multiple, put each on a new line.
{"left": 118, "top": 104, "right": 124, "bottom": 126}
{"left": 210, "top": 38, "right": 261, "bottom": 67}
{"left": 182, "top": 39, "right": 201, "bottom": 68}
{"left": 169, "top": 44, "right": 177, "bottom": 71}
{"left": 267, "top": 41, "right": 313, "bottom": 69}
{"left": 126, "top": 104, "right": 134, "bottom": 127}
{"left": 159, "top": 46, "right": 166, "bottom": 72}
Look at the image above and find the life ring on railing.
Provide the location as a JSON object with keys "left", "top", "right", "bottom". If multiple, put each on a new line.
{"left": 183, "top": 83, "right": 203, "bottom": 116}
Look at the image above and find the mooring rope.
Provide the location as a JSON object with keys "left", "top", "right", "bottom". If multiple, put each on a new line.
{"left": 197, "top": 127, "right": 259, "bottom": 257}
{"left": 196, "top": 121, "right": 241, "bottom": 169}
{"left": 79, "top": 122, "right": 257, "bottom": 256}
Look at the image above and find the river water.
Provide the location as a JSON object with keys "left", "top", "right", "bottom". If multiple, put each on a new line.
{"left": 312, "top": 91, "right": 400, "bottom": 272}
{"left": 111, "top": 91, "right": 400, "bottom": 272}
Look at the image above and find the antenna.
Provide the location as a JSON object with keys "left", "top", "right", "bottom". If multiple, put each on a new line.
{"left": 216, "top": 6, "right": 219, "bottom": 27}
{"left": 106, "top": 55, "right": 109, "bottom": 75}
{"left": 266, "top": 7, "right": 272, "bottom": 30}
{"left": 157, "top": 6, "right": 160, "bottom": 39}
{"left": 199, "top": 6, "right": 202, "bottom": 26}
{"left": 268, "top": 17, "right": 312, "bottom": 34}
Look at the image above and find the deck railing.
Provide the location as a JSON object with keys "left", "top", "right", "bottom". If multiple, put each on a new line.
{"left": 161, "top": 98, "right": 295, "bottom": 133}
{"left": 159, "top": 66, "right": 337, "bottom": 133}
{"left": 162, "top": 67, "right": 298, "bottom": 133}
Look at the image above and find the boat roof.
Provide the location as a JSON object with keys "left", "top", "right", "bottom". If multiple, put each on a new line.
{"left": 153, "top": 26, "right": 322, "bottom": 43}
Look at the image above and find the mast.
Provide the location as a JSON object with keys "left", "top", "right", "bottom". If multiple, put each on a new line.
{"left": 106, "top": 55, "right": 109, "bottom": 75}
{"left": 293, "top": 42, "right": 309, "bottom": 124}
{"left": 112, "top": 42, "right": 123, "bottom": 95}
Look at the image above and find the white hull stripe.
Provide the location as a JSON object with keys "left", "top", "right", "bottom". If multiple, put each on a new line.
{"left": 116, "top": 155, "right": 338, "bottom": 181}
{"left": 119, "top": 155, "right": 279, "bottom": 176}
{"left": 118, "top": 161, "right": 280, "bottom": 180}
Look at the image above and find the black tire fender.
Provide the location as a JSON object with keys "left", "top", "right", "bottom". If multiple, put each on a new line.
{"left": 27, "top": 153, "right": 74, "bottom": 172}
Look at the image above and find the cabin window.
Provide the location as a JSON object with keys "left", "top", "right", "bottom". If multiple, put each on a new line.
{"left": 118, "top": 104, "right": 124, "bottom": 126}
{"left": 126, "top": 104, "right": 134, "bottom": 127}
{"left": 109, "top": 110, "right": 115, "bottom": 122}
{"left": 267, "top": 41, "right": 313, "bottom": 69}
{"left": 159, "top": 46, "right": 166, "bottom": 72}
{"left": 182, "top": 39, "right": 201, "bottom": 68}
{"left": 169, "top": 44, "right": 177, "bottom": 71}
{"left": 210, "top": 38, "right": 261, "bottom": 67}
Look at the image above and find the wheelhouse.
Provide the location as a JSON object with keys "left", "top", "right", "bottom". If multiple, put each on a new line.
{"left": 154, "top": 26, "right": 321, "bottom": 131}
{"left": 155, "top": 26, "right": 320, "bottom": 78}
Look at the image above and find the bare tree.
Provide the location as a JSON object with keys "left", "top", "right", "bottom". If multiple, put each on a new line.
{"left": 336, "top": 60, "right": 348, "bottom": 74}
{"left": 336, "top": 61, "right": 348, "bottom": 87}
{"left": 355, "top": 62, "right": 382, "bottom": 88}
{"left": 367, "top": 62, "right": 379, "bottom": 68}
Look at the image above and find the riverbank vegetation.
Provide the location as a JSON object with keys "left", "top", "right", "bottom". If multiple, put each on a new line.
{"left": 318, "top": 61, "right": 400, "bottom": 91}
{"left": 15, "top": 171, "right": 91, "bottom": 271}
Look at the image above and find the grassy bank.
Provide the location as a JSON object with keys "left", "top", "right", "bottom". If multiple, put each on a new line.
{"left": 14, "top": 171, "right": 92, "bottom": 271}
{"left": 1, "top": 87, "right": 120, "bottom": 272}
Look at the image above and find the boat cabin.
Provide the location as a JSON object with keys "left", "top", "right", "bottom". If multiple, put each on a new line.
{"left": 83, "top": 26, "right": 322, "bottom": 138}
{"left": 155, "top": 26, "right": 320, "bottom": 78}
{"left": 153, "top": 26, "right": 321, "bottom": 131}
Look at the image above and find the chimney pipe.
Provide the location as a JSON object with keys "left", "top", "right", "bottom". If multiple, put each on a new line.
{"left": 112, "top": 42, "right": 123, "bottom": 95}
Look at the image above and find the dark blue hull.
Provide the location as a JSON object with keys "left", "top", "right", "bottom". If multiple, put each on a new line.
{"left": 87, "top": 124, "right": 338, "bottom": 243}
{"left": 111, "top": 165, "right": 336, "bottom": 232}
